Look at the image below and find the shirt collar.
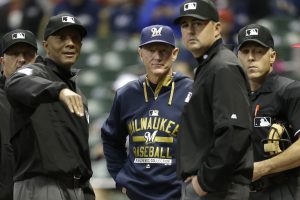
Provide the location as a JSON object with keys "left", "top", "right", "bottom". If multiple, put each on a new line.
{"left": 194, "top": 38, "right": 223, "bottom": 76}
{"left": 251, "top": 72, "right": 277, "bottom": 99}
{"left": 45, "top": 58, "right": 78, "bottom": 79}
{"left": 196, "top": 39, "right": 223, "bottom": 65}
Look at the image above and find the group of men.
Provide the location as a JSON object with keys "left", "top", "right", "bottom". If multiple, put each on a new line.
{"left": 102, "top": 0, "right": 300, "bottom": 200}
{"left": 1, "top": 0, "right": 300, "bottom": 200}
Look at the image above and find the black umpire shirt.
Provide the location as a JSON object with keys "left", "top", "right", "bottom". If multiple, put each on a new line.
{"left": 250, "top": 72, "right": 300, "bottom": 161}
{"left": 0, "top": 74, "right": 13, "bottom": 200}
{"left": 5, "top": 58, "right": 93, "bottom": 183}
{"left": 177, "top": 39, "right": 253, "bottom": 192}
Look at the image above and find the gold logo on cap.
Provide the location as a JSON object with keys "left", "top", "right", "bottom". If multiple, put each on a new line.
{"left": 62, "top": 16, "right": 75, "bottom": 23}
{"left": 184, "top": 2, "right": 197, "bottom": 11}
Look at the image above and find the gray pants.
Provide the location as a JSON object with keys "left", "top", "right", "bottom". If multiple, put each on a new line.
{"left": 181, "top": 181, "right": 250, "bottom": 200}
{"left": 14, "top": 176, "right": 95, "bottom": 200}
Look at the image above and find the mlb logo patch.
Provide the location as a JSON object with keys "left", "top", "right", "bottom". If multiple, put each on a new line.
{"left": 184, "top": 2, "right": 197, "bottom": 11}
{"left": 254, "top": 117, "right": 271, "bottom": 127}
{"left": 12, "top": 33, "right": 25, "bottom": 40}
{"left": 62, "top": 16, "right": 75, "bottom": 23}
{"left": 149, "top": 110, "right": 159, "bottom": 117}
{"left": 230, "top": 114, "right": 237, "bottom": 119}
{"left": 246, "top": 28, "right": 258, "bottom": 36}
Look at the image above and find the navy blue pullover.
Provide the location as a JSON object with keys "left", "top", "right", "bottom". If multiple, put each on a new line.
{"left": 101, "top": 72, "right": 193, "bottom": 200}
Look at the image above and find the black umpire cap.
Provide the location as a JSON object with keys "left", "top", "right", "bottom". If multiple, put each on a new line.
{"left": 44, "top": 13, "right": 87, "bottom": 40}
{"left": 1, "top": 29, "right": 37, "bottom": 55}
{"left": 174, "top": 0, "right": 219, "bottom": 24}
{"left": 237, "top": 24, "right": 274, "bottom": 50}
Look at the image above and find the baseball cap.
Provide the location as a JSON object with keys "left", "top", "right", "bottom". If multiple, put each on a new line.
{"left": 139, "top": 25, "right": 175, "bottom": 47}
{"left": 44, "top": 13, "right": 87, "bottom": 40}
{"left": 174, "top": 0, "right": 219, "bottom": 24}
{"left": 1, "top": 29, "right": 37, "bottom": 55}
{"left": 237, "top": 24, "right": 274, "bottom": 50}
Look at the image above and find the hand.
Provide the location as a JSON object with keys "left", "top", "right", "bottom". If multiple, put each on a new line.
{"left": 252, "top": 162, "right": 267, "bottom": 182}
{"left": 186, "top": 176, "right": 208, "bottom": 197}
{"left": 59, "top": 88, "right": 84, "bottom": 117}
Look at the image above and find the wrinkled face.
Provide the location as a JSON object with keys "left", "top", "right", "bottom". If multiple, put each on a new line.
{"left": 43, "top": 27, "right": 82, "bottom": 70}
{"left": 238, "top": 42, "right": 276, "bottom": 82}
{"left": 179, "top": 17, "right": 220, "bottom": 57}
{"left": 1, "top": 43, "right": 37, "bottom": 77}
{"left": 138, "top": 43, "right": 179, "bottom": 82}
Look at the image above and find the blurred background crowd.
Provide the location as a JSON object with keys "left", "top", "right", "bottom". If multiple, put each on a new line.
{"left": 1, "top": 0, "right": 300, "bottom": 199}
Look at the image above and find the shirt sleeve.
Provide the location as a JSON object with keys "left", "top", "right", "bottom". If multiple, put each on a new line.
{"left": 283, "top": 82, "right": 300, "bottom": 137}
{"left": 5, "top": 65, "right": 67, "bottom": 108}
{"left": 101, "top": 91, "right": 128, "bottom": 180}
{"left": 198, "top": 65, "right": 252, "bottom": 192}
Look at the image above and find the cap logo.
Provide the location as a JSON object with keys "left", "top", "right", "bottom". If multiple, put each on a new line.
{"left": 184, "top": 2, "right": 197, "bottom": 11}
{"left": 12, "top": 32, "right": 25, "bottom": 40}
{"left": 151, "top": 27, "right": 163, "bottom": 37}
{"left": 62, "top": 16, "right": 75, "bottom": 23}
{"left": 246, "top": 28, "right": 258, "bottom": 36}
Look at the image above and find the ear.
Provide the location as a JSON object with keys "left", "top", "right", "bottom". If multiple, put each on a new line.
{"left": 0, "top": 56, "right": 6, "bottom": 77}
{"left": 138, "top": 47, "right": 143, "bottom": 62}
{"left": 42, "top": 40, "right": 49, "bottom": 54}
{"left": 0, "top": 56, "right": 4, "bottom": 66}
{"left": 171, "top": 47, "right": 180, "bottom": 62}
{"left": 214, "top": 22, "right": 222, "bottom": 38}
{"left": 269, "top": 49, "right": 276, "bottom": 65}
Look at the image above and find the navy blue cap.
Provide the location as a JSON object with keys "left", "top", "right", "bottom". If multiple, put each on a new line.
{"left": 1, "top": 29, "right": 37, "bottom": 55}
{"left": 237, "top": 24, "right": 274, "bottom": 50}
{"left": 139, "top": 25, "right": 175, "bottom": 47}
{"left": 44, "top": 13, "right": 87, "bottom": 40}
{"left": 174, "top": 0, "right": 219, "bottom": 24}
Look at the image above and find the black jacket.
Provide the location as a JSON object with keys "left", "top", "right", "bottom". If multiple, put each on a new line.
{"left": 250, "top": 72, "right": 300, "bottom": 161}
{"left": 5, "top": 58, "right": 93, "bottom": 182}
{"left": 177, "top": 39, "right": 253, "bottom": 192}
{"left": 0, "top": 74, "right": 13, "bottom": 200}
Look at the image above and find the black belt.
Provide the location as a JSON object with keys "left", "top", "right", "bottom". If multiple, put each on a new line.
{"left": 56, "top": 174, "right": 84, "bottom": 189}
{"left": 250, "top": 173, "right": 289, "bottom": 192}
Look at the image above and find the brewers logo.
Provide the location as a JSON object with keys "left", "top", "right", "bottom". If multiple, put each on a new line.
{"left": 128, "top": 116, "right": 179, "bottom": 167}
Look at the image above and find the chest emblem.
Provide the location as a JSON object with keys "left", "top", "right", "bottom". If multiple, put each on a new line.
{"left": 231, "top": 114, "right": 237, "bottom": 119}
{"left": 149, "top": 110, "right": 159, "bottom": 117}
{"left": 144, "top": 130, "right": 157, "bottom": 144}
{"left": 254, "top": 117, "right": 271, "bottom": 127}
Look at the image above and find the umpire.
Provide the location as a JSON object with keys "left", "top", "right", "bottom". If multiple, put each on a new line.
{"left": 237, "top": 23, "right": 300, "bottom": 199}
{"left": 174, "top": 0, "right": 253, "bottom": 199}
{"left": 0, "top": 29, "right": 37, "bottom": 200}
{"left": 5, "top": 14, "right": 95, "bottom": 200}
